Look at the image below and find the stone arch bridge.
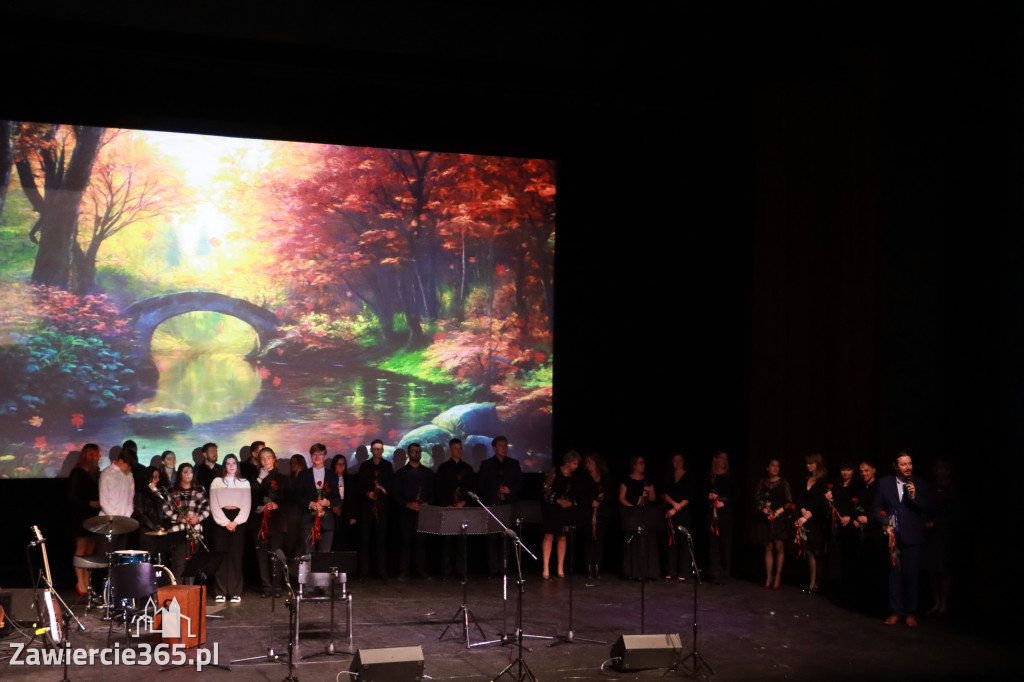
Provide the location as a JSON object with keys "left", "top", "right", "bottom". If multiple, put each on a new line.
{"left": 122, "top": 291, "right": 281, "bottom": 359}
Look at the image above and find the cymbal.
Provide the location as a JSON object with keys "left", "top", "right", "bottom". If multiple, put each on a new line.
{"left": 144, "top": 529, "right": 169, "bottom": 536}
{"left": 83, "top": 515, "right": 139, "bottom": 535}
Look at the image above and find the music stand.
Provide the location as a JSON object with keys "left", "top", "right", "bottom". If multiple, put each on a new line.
{"left": 619, "top": 505, "right": 663, "bottom": 633}
{"left": 301, "top": 551, "right": 357, "bottom": 659}
{"left": 182, "top": 552, "right": 226, "bottom": 620}
{"left": 422, "top": 506, "right": 491, "bottom": 647}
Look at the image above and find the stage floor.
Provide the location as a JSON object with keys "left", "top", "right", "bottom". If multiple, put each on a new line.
{"left": 0, "top": 574, "right": 1017, "bottom": 681}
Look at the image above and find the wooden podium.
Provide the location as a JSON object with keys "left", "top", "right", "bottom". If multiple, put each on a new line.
{"left": 154, "top": 584, "right": 206, "bottom": 648}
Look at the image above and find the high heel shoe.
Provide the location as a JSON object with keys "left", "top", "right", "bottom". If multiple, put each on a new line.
{"left": 75, "top": 584, "right": 88, "bottom": 596}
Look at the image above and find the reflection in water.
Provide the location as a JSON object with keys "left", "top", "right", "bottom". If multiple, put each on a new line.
{"left": 139, "top": 352, "right": 261, "bottom": 423}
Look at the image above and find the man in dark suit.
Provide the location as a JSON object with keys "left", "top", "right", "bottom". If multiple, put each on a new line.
{"left": 357, "top": 439, "right": 394, "bottom": 578}
{"left": 295, "top": 443, "right": 342, "bottom": 554}
{"left": 476, "top": 436, "right": 524, "bottom": 574}
{"left": 873, "top": 451, "right": 929, "bottom": 627}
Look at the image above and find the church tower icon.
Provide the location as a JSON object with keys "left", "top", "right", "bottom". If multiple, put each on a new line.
{"left": 137, "top": 596, "right": 195, "bottom": 639}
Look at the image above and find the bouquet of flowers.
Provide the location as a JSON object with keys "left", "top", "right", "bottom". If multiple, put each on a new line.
{"left": 851, "top": 496, "right": 867, "bottom": 538}
{"left": 311, "top": 480, "right": 331, "bottom": 543}
{"left": 259, "top": 479, "right": 280, "bottom": 543}
{"left": 880, "top": 510, "right": 901, "bottom": 566}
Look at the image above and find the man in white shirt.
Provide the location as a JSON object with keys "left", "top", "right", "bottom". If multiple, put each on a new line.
{"left": 98, "top": 451, "right": 135, "bottom": 553}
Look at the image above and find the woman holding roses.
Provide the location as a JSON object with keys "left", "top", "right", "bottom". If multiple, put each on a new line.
{"left": 754, "top": 458, "right": 792, "bottom": 589}
{"left": 253, "top": 447, "right": 289, "bottom": 597}
{"left": 794, "top": 453, "right": 829, "bottom": 594}
{"left": 162, "top": 462, "right": 210, "bottom": 585}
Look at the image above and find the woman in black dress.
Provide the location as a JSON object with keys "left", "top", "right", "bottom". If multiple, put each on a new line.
{"left": 68, "top": 444, "right": 102, "bottom": 595}
{"left": 754, "top": 458, "right": 792, "bottom": 589}
{"left": 135, "top": 466, "right": 171, "bottom": 563}
{"left": 661, "top": 453, "right": 693, "bottom": 581}
{"left": 825, "top": 461, "right": 857, "bottom": 602}
{"left": 330, "top": 454, "right": 358, "bottom": 551}
{"left": 706, "top": 450, "right": 735, "bottom": 583}
{"left": 619, "top": 455, "right": 659, "bottom": 580}
{"left": 541, "top": 451, "right": 581, "bottom": 579}
{"left": 579, "top": 452, "right": 613, "bottom": 579}
{"left": 253, "top": 447, "right": 290, "bottom": 597}
{"left": 794, "top": 452, "right": 828, "bottom": 593}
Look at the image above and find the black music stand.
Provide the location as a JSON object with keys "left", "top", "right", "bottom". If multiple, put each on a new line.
{"left": 619, "top": 505, "right": 663, "bottom": 633}
{"left": 302, "top": 551, "right": 357, "bottom": 659}
{"left": 182, "top": 552, "right": 226, "bottom": 620}
{"left": 423, "top": 506, "right": 491, "bottom": 647}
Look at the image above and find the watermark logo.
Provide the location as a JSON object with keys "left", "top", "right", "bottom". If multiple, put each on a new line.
{"left": 7, "top": 595, "right": 217, "bottom": 670}
{"left": 134, "top": 596, "right": 196, "bottom": 640}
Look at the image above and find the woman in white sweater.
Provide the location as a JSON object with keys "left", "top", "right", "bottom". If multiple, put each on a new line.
{"left": 209, "top": 454, "right": 251, "bottom": 603}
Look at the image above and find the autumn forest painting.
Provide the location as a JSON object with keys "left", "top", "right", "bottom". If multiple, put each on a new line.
{"left": 0, "top": 122, "right": 555, "bottom": 477}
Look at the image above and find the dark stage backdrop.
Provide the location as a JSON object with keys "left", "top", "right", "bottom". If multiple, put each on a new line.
{"left": 749, "top": 4, "right": 1023, "bottom": 617}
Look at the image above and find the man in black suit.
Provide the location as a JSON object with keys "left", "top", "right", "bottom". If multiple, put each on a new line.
{"left": 476, "top": 436, "right": 524, "bottom": 574}
{"left": 357, "top": 439, "right": 393, "bottom": 578}
{"left": 295, "top": 443, "right": 342, "bottom": 554}
{"left": 873, "top": 451, "right": 929, "bottom": 627}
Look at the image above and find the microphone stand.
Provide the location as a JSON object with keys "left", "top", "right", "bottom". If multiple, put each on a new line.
{"left": 467, "top": 492, "right": 542, "bottom": 682}
{"left": 667, "top": 527, "right": 713, "bottom": 678}
{"left": 549, "top": 524, "right": 604, "bottom": 647}
{"left": 276, "top": 550, "right": 300, "bottom": 682}
{"left": 230, "top": 549, "right": 287, "bottom": 666}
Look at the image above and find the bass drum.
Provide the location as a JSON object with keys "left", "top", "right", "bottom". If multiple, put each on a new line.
{"left": 153, "top": 564, "right": 176, "bottom": 588}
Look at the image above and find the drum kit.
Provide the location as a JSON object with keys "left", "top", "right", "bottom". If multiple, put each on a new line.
{"left": 79, "top": 515, "right": 177, "bottom": 617}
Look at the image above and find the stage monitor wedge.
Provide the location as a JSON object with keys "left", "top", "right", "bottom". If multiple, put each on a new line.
{"left": 349, "top": 645, "right": 424, "bottom": 681}
{"left": 610, "top": 633, "right": 683, "bottom": 671}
